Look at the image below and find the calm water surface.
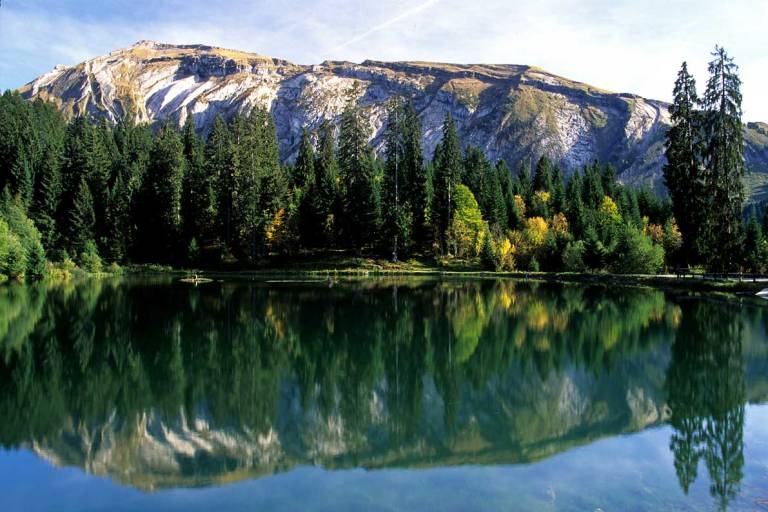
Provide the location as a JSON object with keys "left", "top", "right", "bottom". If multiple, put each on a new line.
{"left": 1, "top": 277, "right": 767, "bottom": 511}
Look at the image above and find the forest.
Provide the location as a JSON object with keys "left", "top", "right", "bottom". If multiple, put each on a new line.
{"left": 0, "top": 46, "right": 761, "bottom": 280}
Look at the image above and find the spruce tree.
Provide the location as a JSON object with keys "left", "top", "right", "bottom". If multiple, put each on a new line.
{"left": 382, "top": 99, "right": 412, "bottom": 260}
{"left": 566, "top": 170, "right": 587, "bottom": 239}
{"left": 141, "top": 122, "right": 186, "bottom": 261}
{"left": 66, "top": 177, "right": 96, "bottom": 256}
{"left": 293, "top": 128, "right": 316, "bottom": 193}
{"left": 496, "top": 160, "right": 519, "bottom": 229}
{"left": 206, "top": 116, "right": 235, "bottom": 250}
{"left": 744, "top": 210, "right": 763, "bottom": 272}
{"left": 181, "top": 117, "right": 217, "bottom": 252}
{"left": 295, "top": 128, "right": 317, "bottom": 247}
{"left": 431, "top": 112, "right": 463, "bottom": 252}
{"left": 664, "top": 61, "right": 704, "bottom": 265}
{"left": 312, "top": 120, "right": 339, "bottom": 247}
{"left": 700, "top": 46, "right": 745, "bottom": 270}
{"left": 517, "top": 160, "right": 532, "bottom": 204}
{"left": 551, "top": 165, "right": 566, "bottom": 214}
{"left": 338, "top": 103, "right": 379, "bottom": 250}
{"left": 533, "top": 155, "right": 553, "bottom": 193}
{"left": 402, "top": 101, "right": 431, "bottom": 248}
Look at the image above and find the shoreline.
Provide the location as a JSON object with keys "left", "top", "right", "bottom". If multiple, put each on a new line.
{"left": 118, "top": 264, "right": 768, "bottom": 295}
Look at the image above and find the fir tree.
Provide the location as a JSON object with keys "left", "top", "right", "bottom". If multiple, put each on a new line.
{"left": 338, "top": 103, "right": 380, "bottom": 250}
{"left": 206, "top": 116, "right": 235, "bottom": 249}
{"left": 550, "top": 165, "right": 566, "bottom": 214}
{"left": 664, "top": 61, "right": 704, "bottom": 264}
{"left": 311, "top": 120, "right": 339, "bottom": 247}
{"left": 293, "top": 128, "right": 316, "bottom": 193}
{"left": 700, "top": 46, "right": 745, "bottom": 270}
{"left": 533, "top": 155, "right": 553, "bottom": 193}
{"left": 517, "top": 159, "right": 532, "bottom": 204}
{"left": 140, "top": 122, "right": 186, "bottom": 261}
{"left": 402, "top": 101, "right": 431, "bottom": 248}
{"left": 382, "top": 99, "right": 413, "bottom": 260}
{"left": 66, "top": 177, "right": 96, "bottom": 256}
{"left": 431, "top": 113, "right": 463, "bottom": 252}
{"left": 181, "top": 117, "right": 217, "bottom": 252}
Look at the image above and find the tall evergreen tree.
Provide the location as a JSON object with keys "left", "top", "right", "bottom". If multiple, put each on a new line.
{"left": 665, "top": 61, "right": 704, "bottom": 265}
{"left": 181, "top": 117, "right": 217, "bottom": 256}
{"left": 295, "top": 128, "right": 317, "bottom": 247}
{"left": 66, "top": 177, "right": 96, "bottom": 257}
{"left": 700, "top": 46, "right": 745, "bottom": 270}
{"left": 338, "top": 103, "right": 380, "bottom": 250}
{"left": 431, "top": 113, "right": 463, "bottom": 252}
{"left": 550, "top": 165, "right": 566, "bottom": 214}
{"left": 293, "top": 128, "right": 316, "bottom": 193}
{"left": 401, "top": 101, "right": 430, "bottom": 248}
{"left": 311, "top": 120, "right": 339, "bottom": 247}
{"left": 517, "top": 159, "right": 533, "bottom": 204}
{"left": 533, "top": 155, "right": 553, "bottom": 193}
{"left": 206, "top": 116, "right": 235, "bottom": 250}
{"left": 496, "top": 160, "right": 520, "bottom": 229}
{"left": 139, "top": 122, "right": 186, "bottom": 261}
{"left": 382, "top": 99, "right": 412, "bottom": 260}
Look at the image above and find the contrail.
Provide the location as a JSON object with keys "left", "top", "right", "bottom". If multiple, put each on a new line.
{"left": 332, "top": 0, "right": 440, "bottom": 52}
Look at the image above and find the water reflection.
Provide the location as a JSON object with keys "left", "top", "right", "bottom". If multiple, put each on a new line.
{"left": 0, "top": 278, "right": 765, "bottom": 509}
{"left": 667, "top": 300, "right": 746, "bottom": 510}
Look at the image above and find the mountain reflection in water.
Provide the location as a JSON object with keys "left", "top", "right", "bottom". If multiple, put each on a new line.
{"left": 1, "top": 277, "right": 766, "bottom": 510}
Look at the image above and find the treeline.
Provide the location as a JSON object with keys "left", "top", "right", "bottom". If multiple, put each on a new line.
{"left": 0, "top": 46, "right": 758, "bottom": 278}
{"left": 0, "top": 94, "right": 675, "bottom": 277}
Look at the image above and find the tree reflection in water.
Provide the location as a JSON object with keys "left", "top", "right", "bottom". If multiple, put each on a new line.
{"left": 0, "top": 277, "right": 761, "bottom": 504}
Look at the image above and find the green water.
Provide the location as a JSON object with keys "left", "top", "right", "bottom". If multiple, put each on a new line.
{"left": 1, "top": 277, "right": 767, "bottom": 511}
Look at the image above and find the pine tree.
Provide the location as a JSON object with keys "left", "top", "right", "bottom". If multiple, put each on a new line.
{"left": 382, "top": 99, "right": 412, "bottom": 260}
{"left": 402, "top": 102, "right": 431, "bottom": 248}
{"left": 431, "top": 113, "right": 463, "bottom": 252}
{"left": 206, "top": 116, "right": 235, "bottom": 250}
{"left": 551, "top": 165, "right": 566, "bottom": 214}
{"left": 66, "top": 177, "right": 96, "bottom": 256}
{"left": 312, "top": 120, "right": 339, "bottom": 247}
{"left": 665, "top": 61, "right": 704, "bottom": 265}
{"left": 700, "top": 46, "right": 745, "bottom": 271}
{"left": 533, "top": 155, "right": 553, "bottom": 193}
{"left": 566, "top": 170, "right": 588, "bottom": 239}
{"left": 293, "top": 128, "right": 316, "bottom": 193}
{"left": 295, "top": 128, "right": 317, "bottom": 248}
{"left": 338, "top": 102, "right": 379, "bottom": 250}
{"left": 181, "top": 117, "right": 217, "bottom": 253}
{"left": 496, "top": 160, "right": 520, "bottom": 229}
{"left": 583, "top": 162, "right": 604, "bottom": 210}
{"left": 744, "top": 210, "right": 764, "bottom": 272}
{"left": 140, "top": 122, "right": 186, "bottom": 261}
{"left": 517, "top": 160, "right": 532, "bottom": 204}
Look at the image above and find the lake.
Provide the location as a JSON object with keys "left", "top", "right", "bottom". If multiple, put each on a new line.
{"left": 1, "top": 276, "right": 767, "bottom": 511}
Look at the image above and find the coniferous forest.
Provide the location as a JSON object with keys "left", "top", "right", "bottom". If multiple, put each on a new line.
{"left": 0, "top": 46, "right": 762, "bottom": 280}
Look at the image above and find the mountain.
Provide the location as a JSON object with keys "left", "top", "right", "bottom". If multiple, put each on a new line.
{"left": 17, "top": 40, "right": 768, "bottom": 197}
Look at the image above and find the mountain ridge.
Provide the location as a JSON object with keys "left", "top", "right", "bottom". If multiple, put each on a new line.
{"left": 17, "top": 40, "right": 768, "bottom": 198}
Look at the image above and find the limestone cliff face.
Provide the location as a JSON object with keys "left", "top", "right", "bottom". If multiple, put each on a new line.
{"left": 17, "top": 40, "right": 768, "bottom": 192}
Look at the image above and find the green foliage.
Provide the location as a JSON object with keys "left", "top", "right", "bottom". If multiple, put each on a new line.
{"left": 562, "top": 240, "right": 587, "bottom": 272}
{"left": 447, "top": 184, "right": 487, "bottom": 258}
{"left": 612, "top": 225, "right": 665, "bottom": 274}
{"left": 79, "top": 240, "right": 103, "bottom": 273}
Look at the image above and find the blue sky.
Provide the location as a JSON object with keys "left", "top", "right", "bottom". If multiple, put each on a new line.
{"left": 1, "top": 0, "right": 766, "bottom": 120}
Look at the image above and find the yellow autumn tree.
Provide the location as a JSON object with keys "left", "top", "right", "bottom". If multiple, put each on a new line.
{"left": 447, "top": 184, "right": 488, "bottom": 258}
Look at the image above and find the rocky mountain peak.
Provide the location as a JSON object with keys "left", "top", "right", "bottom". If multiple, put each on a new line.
{"left": 16, "top": 42, "right": 768, "bottom": 195}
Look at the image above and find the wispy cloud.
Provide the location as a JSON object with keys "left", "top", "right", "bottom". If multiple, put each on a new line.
{"left": 0, "top": 0, "right": 765, "bottom": 120}
{"left": 331, "top": 0, "right": 440, "bottom": 52}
